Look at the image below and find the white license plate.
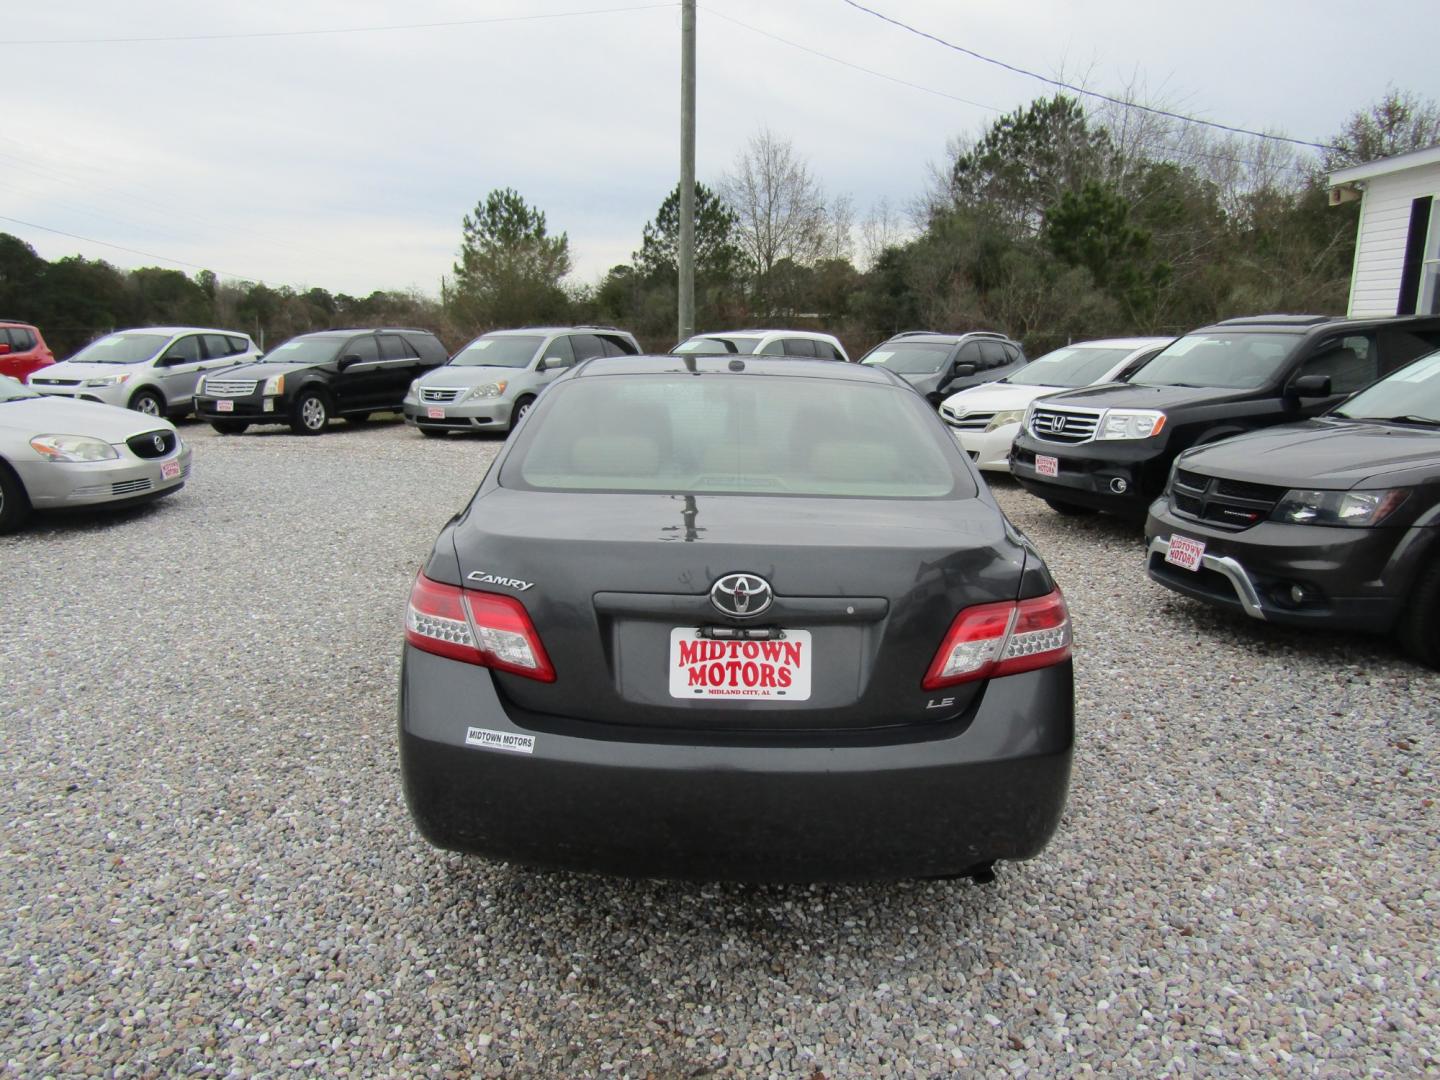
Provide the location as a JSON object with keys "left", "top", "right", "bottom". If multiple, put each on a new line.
{"left": 215, "top": 399, "right": 234, "bottom": 412}
{"left": 160, "top": 460, "right": 181, "bottom": 480}
{"left": 668, "top": 628, "right": 812, "bottom": 701}
{"left": 1036, "top": 454, "right": 1059, "bottom": 477}
{"left": 427, "top": 406, "right": 445, "bottom": 419}
{"left": 1165, "top": 535, "right": 1206, "bottom": 572}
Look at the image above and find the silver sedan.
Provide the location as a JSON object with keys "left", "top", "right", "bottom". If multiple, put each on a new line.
{"left": 0, "top": 376, "right": 192, "bottom": 533}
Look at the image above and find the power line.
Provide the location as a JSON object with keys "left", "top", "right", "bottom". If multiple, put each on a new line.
{"left": 11, "top": 2, "right": 677, "bottom": 46}
{"left": 0, "top": 215, "right": 269, "bottom": 284}
{"left": 708, "top": 6, "right": 1310, "bottom": 175}
{"left": 702, "top": 6, "right": 996, "bottom": 113}
{"left": 838, "top": 0, "right": 1340, "bottom": 153}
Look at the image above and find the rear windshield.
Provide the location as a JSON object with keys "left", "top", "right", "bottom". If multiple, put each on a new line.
{"left": 1131, "top": 332, "right": 1303, "bottom": 389}
{"left": 861, "top": 342, "right": 952, "bottom": 374}
{"left": 1006, "top": 346, "right": 1134, "bottom": 387}
{"left": 674, "top": 336, "right": 759, "bottom": 355}
{"left": 502, "top": 374, "right": 971, "bottom": 499}
{"left": 1333, "top": 350, "right": 1440, "bottom": 424}
{"left": 451, "top": 335, "right": 543, "bottom": 368}
{"left": 68, "top": 333, "right": 169, "bottom": 365}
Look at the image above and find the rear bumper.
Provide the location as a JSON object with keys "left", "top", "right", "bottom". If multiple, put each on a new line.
{"left": 398, "top": 645, "right": 1074, "bottom": 882}
{"left": 1144, "top": 502, "right": 1423, "bottom": 634}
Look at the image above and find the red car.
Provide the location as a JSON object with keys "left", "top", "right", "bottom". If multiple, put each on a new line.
{"left": 0, "top": 321, "right": 55, "bottom": 382}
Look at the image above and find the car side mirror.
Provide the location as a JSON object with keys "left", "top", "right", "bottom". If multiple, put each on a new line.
{"left": 337, "top": 354, "right": 362, "bottom": 370}
{"left": 1290, "top": 374, "right": 1333, "bottom": 398}
{"left": 0, "top": 343, "right": 10, "bottom": 355}
{"left": 952, "top": 362, "right": 977, "bottom": 378}
{"left": 541, "top": 356, "right": 565, "bottom": 370}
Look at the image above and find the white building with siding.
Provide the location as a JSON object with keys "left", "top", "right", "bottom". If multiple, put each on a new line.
{"left": 1329, "top": 145, "right": 1440, "bottom": 318}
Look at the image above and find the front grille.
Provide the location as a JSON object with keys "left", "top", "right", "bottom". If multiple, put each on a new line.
{"left": 420, "top": 387, "right": 464, "bottom": 404}
{"left": 126, "top": 430, "right": 176, "bottom": 459}
{"left": 204, "top": 379, "right": 257, "bottom": 396}
{"left": 942, "top": 409, "right": 995, "bottom": 431}
{"left": 111, "top": 479, "right": 153, "bottom": 496}
{"left": 32, "top": 377, "right": 81, "bottom": 387}
{"left": 1169, "top": 469, "right": 1285, "bottom": 531}
{"left": 1029, "top": 407, "right": 1101, "bottom": 444}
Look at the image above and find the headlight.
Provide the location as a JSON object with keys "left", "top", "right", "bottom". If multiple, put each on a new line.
{"left": 1273, "top": 488, "right": 1409, "bottom": 527}
{"left": 465, "top": 381, "right": 507, "bottom": 401}
{"left": 984, "top": 410, "right": 1026, "bottom": 432}
{"left": 262, "top": 374, "right": 285, "bottom": 396}
{"left": 83, "top": 374, "right": 131, "bottom": 388}
{"left": 407, "top": 379, "right": 423, "bottom": 398}
{"left": 29, "top": 435, "right": 120, "bottom": 462}
{"left": 1096, "top": 409, "right": 1166, "bottom": 440}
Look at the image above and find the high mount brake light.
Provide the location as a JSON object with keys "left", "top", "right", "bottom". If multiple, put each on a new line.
{"left": 923, "top": 589, "right": 1071, "bottom": 689}
{"left": 405, "top": 573, "right": 556, "bottom": 682}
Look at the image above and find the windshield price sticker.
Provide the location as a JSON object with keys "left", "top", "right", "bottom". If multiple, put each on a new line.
{"left": 1036, "top": 454, "right": 1059, "bottom": 477}
{"left": 427, "top": 406, "right": 445, "bottom": 419}
{"left": 668, "top": 628, "right": 813, "bottom": 701}
{"left": 1166, "top": 535, "right": 1206, "bottom": 572}
{"left": 215, "top": 399, "right": 234, "bottom": 412}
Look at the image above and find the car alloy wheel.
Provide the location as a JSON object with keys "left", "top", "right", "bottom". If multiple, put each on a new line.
{"left": 291, "top": 391, "right": 330, "bottom": 435}
{"left": 131, "top": 391, "right": 163, "bottom": 417}
{"left": 513, "top": 395, "right": 535, "bottom": 426}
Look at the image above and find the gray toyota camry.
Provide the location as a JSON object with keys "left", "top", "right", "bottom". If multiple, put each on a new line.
{"left": 398, "top": 355, "right": 1074, "bottom": 882}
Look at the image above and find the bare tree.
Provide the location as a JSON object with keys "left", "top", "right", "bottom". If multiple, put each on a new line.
{"left": 859, "top": 197, "right": 910, "bottom": 270}
{"left": 721, "top": 129, "right": 833, "bottom": 311}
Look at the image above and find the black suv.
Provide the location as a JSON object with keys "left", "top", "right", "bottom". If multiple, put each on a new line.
{"left": 1010, "top": 314, "right": 1440, "bottom": 516}
{"left": 858, "top": 331, "right": 1027, "bottom": 407}
{"left": 1145, "top": 349, "right": 1440, "bottom": 667}
{"left": 194, "top": 328, "right": 447, "bottom": 435}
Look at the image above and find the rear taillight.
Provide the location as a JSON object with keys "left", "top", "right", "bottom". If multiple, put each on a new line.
{"left": 923, "top": 589, "right": 1071, "bottom": 689}
{"left": 405, "top": 573, "right": 556, "bottom": 682}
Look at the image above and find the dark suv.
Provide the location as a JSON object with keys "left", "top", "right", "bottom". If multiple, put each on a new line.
{"left": 194, "top": 328, "right": 447, "bottom": 435}
{"left": 1145, "top": 349, "right": 1440, "bottom": 667}
{"left": 858, "top": 331, "right": 1027, "bottom": 407}
{"left": 1010, "top": 314, "right": 1440, "bottom": 517}
{"left": 0, "top": 320, "right": 55, "bottom": 383}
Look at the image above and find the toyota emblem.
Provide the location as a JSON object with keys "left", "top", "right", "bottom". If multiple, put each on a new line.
{"left": 710, "top": 573, "right": 773, "bottom": 618}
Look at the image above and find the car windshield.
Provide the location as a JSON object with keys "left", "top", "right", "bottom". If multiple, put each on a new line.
{"left": 1006, "top": 346, "right": 1134, "bottom": 387}
{"left": 861, "top": 342, "right": 952, "bottom": 374}
{"left": 674, "top": 336, "right": 759, "bottom": 355}
{"left": 503, "top": 373, "right": 971, "bottom": 499}
{"left": 1130, "top": 331, "right": 1303, "bottom": 389}
{"left": 1332, "top": 350, "right": 1440, "bottom": 424}
{"left": 0, "top": 376, "right": 38, "bottom": 402}
{"left": 68, "top": 333, "right": 169, "bottom": 365}
{"left": 450, "top": 335, "right": 544, "bottom": 368}
{"left": 263, "top": 338, "right": 343, "bottom": 364}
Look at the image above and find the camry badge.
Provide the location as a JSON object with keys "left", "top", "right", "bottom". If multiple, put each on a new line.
{"left": 466, "top": 571, "right": 534, "bottom": 592}
{"left": 710, "top": 573, "right": 773, "bottom": 618}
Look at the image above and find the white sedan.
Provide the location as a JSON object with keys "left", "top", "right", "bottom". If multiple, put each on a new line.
{"left": 0, "top": 376, "right": 192, "bottom": 533}
{"left": 939, "top": 337, "right": 1173, "bottom": 472}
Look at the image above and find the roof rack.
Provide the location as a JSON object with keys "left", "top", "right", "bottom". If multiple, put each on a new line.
{"left": 891, "top": 329, "right": 943, "bottom": 338}
{"left": 573, "top": 323, "right": 623, "bottom": 331}
{"left": 1212, "top": 314, "right": 1335, "bottom": 327}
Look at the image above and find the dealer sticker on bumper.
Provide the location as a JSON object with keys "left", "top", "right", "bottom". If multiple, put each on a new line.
{"left": 427, "top": 406, "right": 445, "bottom": 419}
{"left": 1165, "top": 535, "right": 1206, "bottom": 572}
{"left": 215, "top": 399, "right": 234, "bottom": 412}
{"left": 161, "top": 460, "right": 181, "bottom": 480}
{"left": 465, "top": 727, "right": 535, "bottom": 754}
{"left": 1036, "top": 454, "right": 1059, "bottom": 477}
{"left": 668, "top": 628, "right": 812, "bottom": 701}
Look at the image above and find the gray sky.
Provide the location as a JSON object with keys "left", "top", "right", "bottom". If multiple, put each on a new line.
{"left": 5, "top": 0, "right": 1433, "bottom": 296}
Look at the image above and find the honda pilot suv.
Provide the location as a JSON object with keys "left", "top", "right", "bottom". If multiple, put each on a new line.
{"left": 1010, "top": 314, "right": 1440, "bottom": 517}
{"left": 859, "top": 331, "right": 1026, "bottom": 407}
{"left": 404, "top": 326, "right": 640, "bottom": 436}
{"left": 1146, "top": 349, "right": 1440, "bottom": 667}
{"left": 195, "top": 327, "right": 447, "bottom": 435}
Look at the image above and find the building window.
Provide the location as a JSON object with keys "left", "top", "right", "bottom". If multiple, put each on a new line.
{"left": 1398, "top": 195, "right": 1438, "bottom": 316}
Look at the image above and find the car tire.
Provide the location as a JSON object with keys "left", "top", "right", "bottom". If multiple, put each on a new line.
{"left": 290, "top": 390, "right": 330, "bottom": 435}
{"left": 0, "top": 460, "right": 32, "bottom": 534}
{"left": 1043, "top": 498, "right": 1097, "bottom": 517}
{"left": 510, "top": 395, "right": 536, "bottom": 428}
{"left": 130, "top": 389, "right": 165, "bottom": 418}
{"left": 210, "top": 421, "right": 250, "bottom": 435}
{"left": 1398, "top": 558, "right": 1440, "bottom": 669}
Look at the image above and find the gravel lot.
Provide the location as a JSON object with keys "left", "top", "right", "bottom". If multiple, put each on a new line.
{"left": 2, "top": 417, "right": 1437, "bottom": 1078}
